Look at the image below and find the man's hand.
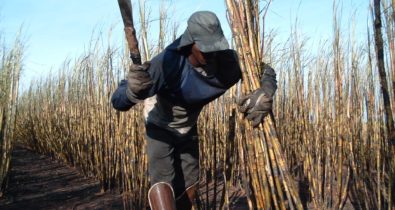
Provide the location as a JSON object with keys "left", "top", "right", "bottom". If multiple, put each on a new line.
{"left": 237, "top": 88, "right": 273, "bottom": 127}
{"left": 127, "top": 61, "right": 153, "bottom": 97}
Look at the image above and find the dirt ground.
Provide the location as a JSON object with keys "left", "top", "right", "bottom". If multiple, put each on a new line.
{"left": 0, "top": 148, "right": 125, "bottom": 210}
{"left": 0, "top": 147, "right": 361, "bottom": 210}
{"left": 0, "top": 147, "right": 248, "bottom": 210}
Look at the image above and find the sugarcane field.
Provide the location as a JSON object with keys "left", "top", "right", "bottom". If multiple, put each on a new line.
{"left": 1, "top": 0, "right": 395, "bottom": 209}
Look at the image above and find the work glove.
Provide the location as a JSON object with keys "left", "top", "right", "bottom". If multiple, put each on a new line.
{"left": 237, "top": 88, "right": 273, "bottom": 127}
{"left": 238, "top": 63, "right": 277, "bottom": 127}
{"left": 260, "top": 63, "right": 277, "bottom": 97}
{"left": 127, "top": 61, "right": 153, "bottom": 98}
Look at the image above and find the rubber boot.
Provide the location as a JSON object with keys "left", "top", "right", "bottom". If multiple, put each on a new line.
{"left": 148, "top": 182, "right": 177, "bottom": 210}
{"left": 175, "top": 184, "right": 197, "bottom": 210}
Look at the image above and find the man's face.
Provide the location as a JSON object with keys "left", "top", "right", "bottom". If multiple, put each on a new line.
{"left": 189, "top": 44, "right": 218, "bottom": 76}
{"left": 190, "top": 44, "right": 206, "bottom": 67}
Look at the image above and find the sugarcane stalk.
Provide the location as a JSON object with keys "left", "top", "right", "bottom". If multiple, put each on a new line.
{"left": 117, "top": 0, "right": 142, "bottom": 65}
{"left": 225, "top": 1, "right": 303, "bottom": 209}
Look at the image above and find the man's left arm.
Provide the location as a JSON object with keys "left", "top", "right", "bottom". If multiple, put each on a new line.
{"left": 237, "top": 63, "right": 277, "bottom": 127}
{"left": 259, "top": 63, "right": 277, "bottom": 98}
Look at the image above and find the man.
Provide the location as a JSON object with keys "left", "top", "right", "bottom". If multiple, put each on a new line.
{"left": 111, "top": 11, "right": 277, "bottom": 210}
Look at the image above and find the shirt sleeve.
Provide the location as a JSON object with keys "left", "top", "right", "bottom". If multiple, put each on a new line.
{"left": 260, "top": 63, "right": 277, "bottom": 97}
{"left": 111, "top": 80, "right": 136, "bottom": 111}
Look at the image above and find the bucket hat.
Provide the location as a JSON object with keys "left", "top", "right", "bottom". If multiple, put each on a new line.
{"left": 178, "top": 11, "right": 229, "bottom": 52}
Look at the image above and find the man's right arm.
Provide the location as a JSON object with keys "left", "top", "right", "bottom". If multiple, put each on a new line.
{"left": 111, "top": 80, "right": 138, "bottom": 111}
{"left": 111, "top": 54, "right": 165, "bottom": 111}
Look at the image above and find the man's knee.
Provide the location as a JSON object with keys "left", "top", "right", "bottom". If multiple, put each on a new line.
{"left": 149, "top": 164, "right": 175, "bottom": 186}
{"left": 147, "top": 139, "right": 175, "bottom": 186}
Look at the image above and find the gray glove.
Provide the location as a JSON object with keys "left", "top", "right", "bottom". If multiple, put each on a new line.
{"left": 127, "top": 61, "right": 153, "bottom": 97}
{"left": 238, "top": 88, "right": 273, "bottom": 127}
{"left": 260, "top": 63, "right": 277, "bottom": 97}
{"left": 237, "top": 63, "right": 277, "bottom": 127}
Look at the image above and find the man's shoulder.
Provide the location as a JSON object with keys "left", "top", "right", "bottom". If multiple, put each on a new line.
{"left": 149, "top": 48, "right": 183, "bottom": 72}
{"left": 151, "top": 38, "right": 184, "bottom": 68}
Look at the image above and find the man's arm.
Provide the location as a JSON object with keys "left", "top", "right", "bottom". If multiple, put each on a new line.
{"left": 259, "top": 63, "right": 277, "bottom": 97}
{"left": 111, "top": 80, "right": 138, "bottom": 111}
{"left": 238, "top": 63, "right": 277, "bottom": 127}
{"left": 111, "top": 55, "right": 165, "bottom": 111}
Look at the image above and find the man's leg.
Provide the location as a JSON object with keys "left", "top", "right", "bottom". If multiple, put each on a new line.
{"left": 174, "top": 127, "right": 200, "bottom": 210}
{"left": 146, "top": 123, "right": 177, "bottom": 210}
{"left": 175, "top": 182, "right": 198, "bottom": 210}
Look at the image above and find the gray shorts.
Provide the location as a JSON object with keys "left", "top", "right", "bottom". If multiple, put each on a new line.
{"left": 145, "top": 123, "right": 199, "bottom": 197}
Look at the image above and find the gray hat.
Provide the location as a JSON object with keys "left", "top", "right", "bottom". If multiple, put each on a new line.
{"left": 178, "top": 11, "right": 229, "bottom": 53}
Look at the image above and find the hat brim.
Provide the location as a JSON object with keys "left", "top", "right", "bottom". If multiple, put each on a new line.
{"left": 195, "top": 36, "right": 229, "bottom": 53}
{"left": 178, "top": 29, "right": 194, "bottom": 50}
{"left": 178, "top": 28, "right": 229, "bottom": 53}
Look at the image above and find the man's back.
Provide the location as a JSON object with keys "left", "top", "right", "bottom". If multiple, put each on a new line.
{"left": 144, "top": 39, "right": 242, "bottom": 134}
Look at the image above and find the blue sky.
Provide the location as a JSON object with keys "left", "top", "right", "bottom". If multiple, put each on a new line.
{"left": 2, "top": 0, "right": 369, "bottom": 88}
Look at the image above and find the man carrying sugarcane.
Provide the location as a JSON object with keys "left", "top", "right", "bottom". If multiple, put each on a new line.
{"left": 112, "top": 11, "right": 277, "bottom": 210}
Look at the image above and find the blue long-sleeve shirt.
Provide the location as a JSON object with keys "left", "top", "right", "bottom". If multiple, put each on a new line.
{"left": 111, "top": 38, "right": 275, "bottom": 134}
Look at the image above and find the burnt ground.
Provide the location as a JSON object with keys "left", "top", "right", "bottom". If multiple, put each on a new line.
{"left": 0, "top": 147, "right": 248, "bottom": 210}
{"left": 0, "top": 147, "right": 124, "bottom": 210}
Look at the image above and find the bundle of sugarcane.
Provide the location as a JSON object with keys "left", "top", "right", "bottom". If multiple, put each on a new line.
{"left": 225, "top": 1, "right": 303, "bottom": 209}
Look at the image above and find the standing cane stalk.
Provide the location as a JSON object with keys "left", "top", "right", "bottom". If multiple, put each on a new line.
{"left": 225, "top": 1, "right": 303, "bottom": 209}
